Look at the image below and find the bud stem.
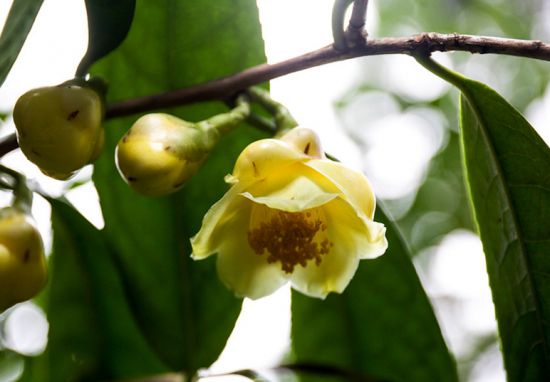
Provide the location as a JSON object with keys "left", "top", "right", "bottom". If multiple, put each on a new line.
{"left": 0, "top": 165, "right": 33, "bottom": 214}
{"left": 246, "top": 87, "right": 298, "bottom": 135}
{"left": 332, "top": 0, "right": 354, "bottom": 50}
{"left": 196, "top": 95, "right": 251, "bottom": 148}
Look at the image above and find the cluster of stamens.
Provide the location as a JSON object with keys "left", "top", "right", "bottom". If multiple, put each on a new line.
{"left": 248, "top": 207, "right": 333, "bottom": 273}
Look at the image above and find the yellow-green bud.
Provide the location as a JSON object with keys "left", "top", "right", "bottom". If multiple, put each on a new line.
{"left": 13, "top": 81, "right": 104, "bottom": 179}
{"left": 116, "top": 113, "right": 212, "bottom": 197}
{"left": 0, "top": 208, "right": 47, "bottom": 313}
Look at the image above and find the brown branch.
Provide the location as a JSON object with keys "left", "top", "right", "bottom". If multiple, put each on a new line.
{"left": 1, "top": 32, "right": 550, "bottom": 157}
{"left": 0, "top": 133, "right": 18, "bottom": 157}
{"left": 104, "top": 33, "right": 550, "bottom": 119}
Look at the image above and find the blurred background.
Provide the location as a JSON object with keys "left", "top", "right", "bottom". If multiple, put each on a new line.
{"left": 1, "top": 0, "right": 549, "bottom": 381}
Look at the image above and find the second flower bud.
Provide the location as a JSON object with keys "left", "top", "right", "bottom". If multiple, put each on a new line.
{"left": 115, "top": 113, "right": 214, "bottom": 196}
{"left": 116, "top": 96, "right": 250, "bottom": 197}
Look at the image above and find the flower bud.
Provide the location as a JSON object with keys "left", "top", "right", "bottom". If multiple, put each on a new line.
{"left": 116, "top": 113, "right": 211, "bottom": 197}
{"left": 0, "top": 208, "right": 47, "bottom": 312}
{"left": 230, "top": 128, "right": 324, "bottom": 185}
{"left": 13, "top": 81, "right": 104, "bottom": 179}
{"left": 279, "top": 127, "right": 324, "bottom": 158}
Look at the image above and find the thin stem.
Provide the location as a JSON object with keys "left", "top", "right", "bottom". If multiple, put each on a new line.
{"left": 1, "top": 33, "right": 550, "bottom": 157}
{"left": 245, "top": 112, "right": 277, "bottom": 134}
{"left": 349, "top": 0, "right": 368, "bottom": 31}
{"left": 0, "top": 133, "right": 18, "bottom": 157}
{"left": 246, "top": 87, "right": 298, "bottom": 133}
{"left": 347, "top": 0, "right": 369, "bottom": 46}
{"left": 196, "top": 94, "right": 250, "bottom": 142}
{"left": 413, "top": 52, "right": 470, "bottom": 92}
{"left": 332, "top": 0, "right": 354, "bottom": 50}
{"left": 0, "top": 164, "right": 32, "bottom": 213}
{"left": 225, "top": 97, "right": 277, "bottom": 133}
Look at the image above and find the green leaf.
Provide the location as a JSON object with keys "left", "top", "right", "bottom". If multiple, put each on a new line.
{"left": 291, "top": 206, "right": 458, "bottom": 382}
{"left": 90, "top": 0, "right": 267, "bottom": 375}
{"left": 0, "top": 0, "right": 43, "bottom": 86}
{"left": 22, "top": 200, "right": 167, "bottom": 381}
{"left": 458, "top": 80, "right": 550, "bottom": 380}
{"left": 75, "top": 0, "right": 135, "bottom": 76}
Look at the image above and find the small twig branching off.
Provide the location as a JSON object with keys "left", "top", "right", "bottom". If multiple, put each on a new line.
{"left": 347, "top": 0, "right": 369, "bottom": 46}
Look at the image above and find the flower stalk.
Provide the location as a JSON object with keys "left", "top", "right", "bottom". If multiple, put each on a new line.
{"left": 245, "top": 87, "right": 298, "bottom": 134}
{"left": 0, "top": 165, "right": 32, "bottom": 214}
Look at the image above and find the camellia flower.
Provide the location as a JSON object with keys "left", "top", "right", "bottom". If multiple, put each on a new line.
{"left": 191, "top": 128, "right": 388, "bottom": 299}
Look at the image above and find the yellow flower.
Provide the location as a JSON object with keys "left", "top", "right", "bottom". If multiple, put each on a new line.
{"left": 190, "top": 128, "right": 387, "bottom": 299}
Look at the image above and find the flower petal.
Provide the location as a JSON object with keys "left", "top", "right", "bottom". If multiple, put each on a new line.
{"left": 241, "top": 163, "right": 339, "bottom": 212}
{"left": 289, "top": 198, "right": 386, "bottom": 298}
{"left": 279, "top": 128, "right": 324, "bottom": 158}
{"left": 306, "top": 159, "right": 376, "bottom": 219}
{"left": 214, "top": 201, "right": 288, "bottom": 300}
{"left": 361, "top": 219, "right": 388, "bottom": 259}
{"left": 190, "top": 185, "right": 245, "bottom": 259}
{"left": 231, "top": 138, "right": 307, "bottom": 186}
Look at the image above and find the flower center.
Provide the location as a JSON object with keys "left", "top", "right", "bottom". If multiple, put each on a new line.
{"left": 247, "top": 204, "right": 333, "bottom": 273}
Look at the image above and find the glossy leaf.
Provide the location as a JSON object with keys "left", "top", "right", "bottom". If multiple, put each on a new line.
{"left": 21, "top": 199, "right": 167, "bottom": 381}
{"left": 90, "top": 0, "right": 267, "bottom": 374}
{"left": 291, "top": 206, "right": 458, "bottom": 382}
{"left": 0, "top": 0, "right": 43, "bottom": 85}
{"left": 75, "top": 0, "right": 135, "bottom": 76}
{"left": 459, "top": 79, "right": 550, "bottom": 380}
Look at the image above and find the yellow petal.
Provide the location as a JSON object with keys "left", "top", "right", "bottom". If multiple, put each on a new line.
{"left": 216, "top": 227, "right": 288, "bottom": 300}
{"left": 241, "top": 163, "right": 338, "bottom": 212}
{"left": 360, "top": 219, "right": 388, "bottom": 259}
{"left": 279, "top": 128, "right": 324, "bottom": 158}
{"left": 231, "top": 138, "right": 307, "bottom": 186}
{"left": 306, "top": 159, "right": 376, "bottom": 219}
{"left": 289, "top": 198, "right": 386, "bottom": 298}
{"left": 190, "top": 185, "right": 245, "bottom": 259}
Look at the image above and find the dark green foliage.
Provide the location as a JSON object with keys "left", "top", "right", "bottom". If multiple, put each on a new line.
{"left": 0, "top": 0, "right": 43, "bottom": 86}
{"left": 459, "top": 79, "right": 550, "bottom": 381}
{"left": 22, "top": 199, "right": 167, "bottom": 381}
{"left": 76, "top": 0, "right": 135, "bottom": 76}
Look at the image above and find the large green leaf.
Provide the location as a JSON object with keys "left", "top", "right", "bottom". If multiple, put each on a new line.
{"left": 458, "top": 79, "right": 550, "bottom": 380}
{"left": 21, "top": 200, "right": 167, "bottom": 381}
{"left": 0, "top": 0, "right": 43, "bottom": 86}
{"left": 75, "top": 0, "right": 135, "bottom": 76}
{"left": 90, "top": 1, "right": 267, "bottom": 375}
{"left": 291, "top": 206, "right": 458, "bottom": 382}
